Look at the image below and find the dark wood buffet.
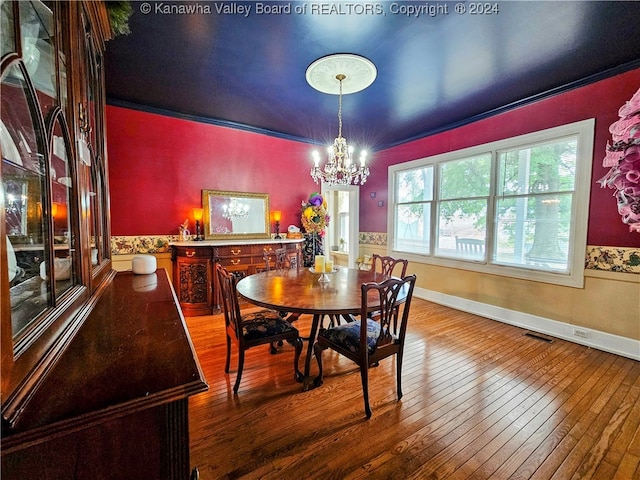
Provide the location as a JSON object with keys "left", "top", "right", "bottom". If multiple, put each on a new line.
{"left": 171, "top": 238, "right": 304, "bottom": 316}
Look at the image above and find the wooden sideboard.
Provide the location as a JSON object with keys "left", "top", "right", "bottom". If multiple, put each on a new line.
{"left": 171, "top": 238, "right": 304, "bottom": 316}
{"left": 1, "top": 269, "right": 208, "bottom": 479}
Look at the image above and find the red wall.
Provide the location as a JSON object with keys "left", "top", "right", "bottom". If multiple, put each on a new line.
{"left": 107, "top": 107, "right": 317, "bottom": 235}
{"left": 107, "top": 68, "right": 640, "bottom": 247}
{"left": 359, "top": 68, "right": 640, "bottom": 247}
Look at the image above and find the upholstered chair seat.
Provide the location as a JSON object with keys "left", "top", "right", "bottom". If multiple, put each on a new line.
{"left": 241, "top": 311, "right": 299, "bottom": 341}
{"left": 318, "top": 319, "right": 397, "bottom": 355}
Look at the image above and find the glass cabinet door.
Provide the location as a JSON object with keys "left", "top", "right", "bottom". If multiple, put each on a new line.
{"left": 49, "top": 114, "right": 78, "bottom": 299}
{"left": 1, "top": 0, "right": 78, "bottom": 347}
{"left": 1, "top": 61, "right": 52, "bottom": 341}
{"left": 2, "top": 0, "right": 113, "bottom": 428}
{"left": 80, "top": 8, "right": 109, "bottom": 272}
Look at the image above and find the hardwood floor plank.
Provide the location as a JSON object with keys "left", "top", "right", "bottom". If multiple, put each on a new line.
{"left": 495, "top": 356, "right": 635, "bottom": 479}
{"left": 532, "top": 356, "right": 632, "bottom": 480}
{"left": 410, "top": 342, "right": 597, "bottom": 480}
{"left": 354, "top": 337, "right": 582, "bottom": 479}
{"left": 444, "top": 348, "right": 610, "bottom": 480}
{"left": 186, "top": 298, "right": 640, "bottom": 479}
{"left": 612, "top": 452, "right": 640, "bottom": 479}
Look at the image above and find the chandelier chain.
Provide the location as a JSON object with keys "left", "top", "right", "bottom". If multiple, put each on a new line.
{"left": 338, "top": 76, "right": 343, "bottom": 139}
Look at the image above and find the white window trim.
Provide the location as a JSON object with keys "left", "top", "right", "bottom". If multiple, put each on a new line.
{"left": 387, "top": 119, "right": 595, "bottom": 288}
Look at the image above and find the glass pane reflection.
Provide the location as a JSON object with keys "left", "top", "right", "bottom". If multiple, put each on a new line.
{"left": 0, "top": 1, "right": 16, "bottom": 58}
{"left": 1, "top": 62, "right": 52, "bottom": 339}
{"left": 19, "top": 0, "right": 56, "bottom": 117}
{"left": 50, "top": 117, "right": 76, "bottom": 297}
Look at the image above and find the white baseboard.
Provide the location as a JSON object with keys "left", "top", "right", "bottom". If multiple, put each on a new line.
{"left": 415, "top": 287, "right": 640, "bottom": 361}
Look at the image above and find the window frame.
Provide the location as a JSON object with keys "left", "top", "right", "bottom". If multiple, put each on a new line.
{"left": 387, "top": 119, "right": 595, "bottom": 288}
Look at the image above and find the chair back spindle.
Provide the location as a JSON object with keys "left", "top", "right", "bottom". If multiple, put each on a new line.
{"left": 217, "top": 264, "right": 244, "bottom": 344}
{"left": 371, "top": 254, "right": 408, "bottom": 278}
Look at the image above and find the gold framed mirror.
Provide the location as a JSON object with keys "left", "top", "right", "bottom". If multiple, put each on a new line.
{"left": 202, "top": 190, "right": 270, "bottom": 240}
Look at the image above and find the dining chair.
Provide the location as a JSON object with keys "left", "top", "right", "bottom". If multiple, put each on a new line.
{"left": 371, "top": 253, "right": 408, "bottom": 278}
{"left": 216, "top": 263, "right": 303, "bottom": 393}
{"left": 313, "top": 274, "right": 417, "bottom": 418}
{"left": 263, "top": 246, "right": 303, "bottom": 350}
{"left": 264, "top": 246, "right": 301, "bottom": 271}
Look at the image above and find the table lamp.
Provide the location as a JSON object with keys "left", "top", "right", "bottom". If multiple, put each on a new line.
{"left": 273, "top": 210, "right": 282, "bottom": 239}
{"left": 193, "top": 207, "right": 204, "bottom": 241}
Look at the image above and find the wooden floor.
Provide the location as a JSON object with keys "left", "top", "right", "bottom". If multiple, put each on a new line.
{"left": 186, "top": 299, "right": 640, "bottom": 479}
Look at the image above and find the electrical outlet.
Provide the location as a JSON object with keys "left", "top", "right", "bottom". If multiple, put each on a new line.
{"left": 573, "top": 328, "right": 589, "bottom": 339}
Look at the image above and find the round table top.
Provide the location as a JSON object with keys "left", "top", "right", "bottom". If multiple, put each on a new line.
{"left": 236, "top": 267, "right": 403, "bottom": 315}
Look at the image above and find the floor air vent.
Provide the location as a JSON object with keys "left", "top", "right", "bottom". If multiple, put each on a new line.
{"left": 524, "top": 332, "right": 554, "bottom": 343}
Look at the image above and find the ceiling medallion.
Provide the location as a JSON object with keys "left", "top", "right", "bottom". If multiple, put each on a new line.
{"left": 306, "top": 54, "right": 376, "bottom": 186}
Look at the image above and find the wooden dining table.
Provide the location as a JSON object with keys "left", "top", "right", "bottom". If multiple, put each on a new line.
{"left": 236, "top": 267, "right": 408, "bottom": 390}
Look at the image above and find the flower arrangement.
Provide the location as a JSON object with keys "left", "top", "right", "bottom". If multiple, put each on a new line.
{"left": 301, "top": 192, "right": 330, "bottom": 235}
{"left": 598, "top": 87, "right": 640, "bottom": 233}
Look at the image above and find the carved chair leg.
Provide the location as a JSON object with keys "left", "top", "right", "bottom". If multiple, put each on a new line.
{"left": 313, "top": 342, "right": 326, "bottom": 388}
{"left": 224, "top": 335, "right": 232, "bottom": 373}
{"left": 293, "top": 337, "right": 303, "bottom": 382}
{"left": 361, "top": 365, "right": 372, "bottom": 418}
{"left": 233, "top": 349, "right": 245, "bottom": 394}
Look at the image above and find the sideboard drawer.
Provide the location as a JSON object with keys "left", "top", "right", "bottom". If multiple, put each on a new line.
{"left": 253, "top": 244, "right": 275, "bottom": 255}
{"left": 216, "top": 246, "right": 248, "bottom": 257}
{"left": 173, "top": 246, "right": 213, "bottom": 259}
{"left": 218, "top": 256, "right": 252, "bottom": 268}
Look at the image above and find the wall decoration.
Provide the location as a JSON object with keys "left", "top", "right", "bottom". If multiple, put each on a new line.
{"left": 598, "top": 87, "right": 640, "bottom": 233}
{"left": 300, "top": 192, "right": 330, "bottom": 235}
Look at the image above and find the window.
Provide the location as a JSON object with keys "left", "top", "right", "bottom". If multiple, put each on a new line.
{"left": 388, "top": 119, "right": 594, "bottom": 287}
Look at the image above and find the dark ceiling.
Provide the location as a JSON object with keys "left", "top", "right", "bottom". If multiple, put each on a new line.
{"left": 104, "top": 1, "right": 640, "bottom": 151}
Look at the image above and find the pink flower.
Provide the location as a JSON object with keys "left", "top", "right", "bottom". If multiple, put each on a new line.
{"left": 608, "top": 116, "right": 640, "bottom": 141}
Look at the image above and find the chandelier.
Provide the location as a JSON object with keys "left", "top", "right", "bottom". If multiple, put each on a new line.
{"left": 222, "top": 198, "right": 249, "bottom": 219}
{"left": 306, "top": 54, "right": 377, "bottom": 186}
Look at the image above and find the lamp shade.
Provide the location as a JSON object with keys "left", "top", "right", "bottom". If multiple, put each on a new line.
{"left": 273, "top": 210, "right": 282, "bottom": 222}
{"left": 193, "top": 207, "right": 204, "bottom": 221}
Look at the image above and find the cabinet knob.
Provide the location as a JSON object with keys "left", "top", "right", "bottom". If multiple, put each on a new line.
{"left": 231, "top": 259, "right": 241, "bottom": 265}
{"left": 186, "top": 250, "right": 196, "bottom": 257}
{"left": 231, "top": 248, "right": 241, "bottom": 255}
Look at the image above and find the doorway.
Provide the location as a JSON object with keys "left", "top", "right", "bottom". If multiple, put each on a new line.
{"left": 321, "top": 185, "right": 359, "bottom": 268}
